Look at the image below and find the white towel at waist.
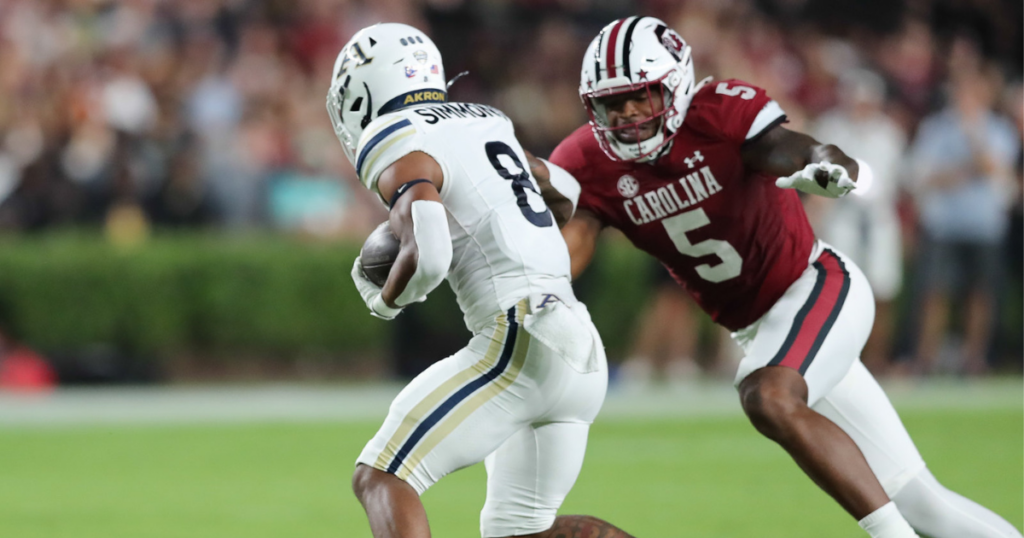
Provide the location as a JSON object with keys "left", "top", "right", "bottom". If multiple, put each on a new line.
{"left": 522, "top": 293, "right": 605, "bottom": 374}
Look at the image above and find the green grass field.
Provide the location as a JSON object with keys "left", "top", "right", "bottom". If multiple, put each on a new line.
{"left": 0, "top": 408, "right": 1020, "bottom": 538}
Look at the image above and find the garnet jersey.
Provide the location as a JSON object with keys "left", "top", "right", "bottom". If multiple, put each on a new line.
{"left": 551, "top": 79, "right": 815, "bottom": 331}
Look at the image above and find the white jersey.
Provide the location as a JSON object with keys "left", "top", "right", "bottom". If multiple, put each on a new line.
{"left": 355, "top": 102, "right": 575, "bottom": 333}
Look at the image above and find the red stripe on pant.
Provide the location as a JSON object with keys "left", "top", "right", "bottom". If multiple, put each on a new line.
{"left": 775, "top": 250, "right": 846, "bottom": 370}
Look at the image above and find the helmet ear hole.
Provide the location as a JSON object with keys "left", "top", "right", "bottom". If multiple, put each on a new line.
{"left": 350, "top": 97, "right": 363, "bottom": 112}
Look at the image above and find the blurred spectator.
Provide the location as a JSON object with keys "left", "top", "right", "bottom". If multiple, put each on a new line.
{"left": 999, "top": 80, "right": 1023, "bottom": 369}
{"left": 0, "top": 0, "right": 1020, "bottom": 378}
{"left": 908, "top": 55, "right": 1021, "bottom": 375}
{"left": 620, "top": 263, "right": 738, "bottom": 384}
{"left": 810, "top": 69, "right": 908, "bottom": 375}
{"left": 620, "top": 265, "right": 700, "bottom": 384}
{"left": 0, "top": 0, "right": 1019, "bottom": 238}
{"left": 877, "top": 19, "right": 941, "bottom": 131}
{"left": 142, "top": 132, "right": 216, "bottom": 227}
{"left": 0, "top": 0, "right": 384, "bottom": 237}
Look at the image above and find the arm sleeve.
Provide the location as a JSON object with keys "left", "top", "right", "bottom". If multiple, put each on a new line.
{"left": 549, "top": 133, "right": 608, "bottom": 224}
{"left": 549, "top": 134, "right": 586, "bottom": 177}
{"left": 687, "top": 79, "right": 787, "bottom": 145}
{"left": 539, "top": 158, "right": 581, "bottom": 215}
{"left": 394, "top": 200, "right": 452, "bottom": 307}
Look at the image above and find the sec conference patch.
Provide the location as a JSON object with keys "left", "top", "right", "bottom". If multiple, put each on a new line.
{"left": 617, "top": 174, "right": 639, "bottom": 198}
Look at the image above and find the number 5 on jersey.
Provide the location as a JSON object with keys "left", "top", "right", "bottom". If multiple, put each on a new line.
{"left": 715, "top": 82, "right": 755, "bottom": 100}
{"left": 662, "top": 208, "right": 743, "bottom": 283}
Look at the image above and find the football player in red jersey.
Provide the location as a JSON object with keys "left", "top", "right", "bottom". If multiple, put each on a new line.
{"left": 531, "top": 16, "right": 1022, "bottom": 538}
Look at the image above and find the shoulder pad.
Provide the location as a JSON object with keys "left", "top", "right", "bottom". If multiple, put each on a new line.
{"left": 355, "top": 113, "right": 422, "bottom": 194}
{"left": 686, "top": 79, "right": 782, "bottom": 144}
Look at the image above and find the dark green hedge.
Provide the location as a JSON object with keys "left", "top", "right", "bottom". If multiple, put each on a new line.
{"left": 0, "top": 233, "right": 658, "bottom": 361}
{"left": 0, "top": 233, "right": 389, "bottom": 357}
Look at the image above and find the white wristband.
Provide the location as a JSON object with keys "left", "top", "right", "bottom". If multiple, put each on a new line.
{"left": 852, "top": 158, "right": 874, "bottom": 197}
{"left": 369, "top": 294, "right": 403, "bottom": 320}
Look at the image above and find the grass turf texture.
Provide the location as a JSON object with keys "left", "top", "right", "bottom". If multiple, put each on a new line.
{"left": 1, "top": 410, "right": 1020, "bottom": 538}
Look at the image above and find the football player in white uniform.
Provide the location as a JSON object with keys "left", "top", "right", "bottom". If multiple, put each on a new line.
{"left": 328, "top": 24, "right": 634, "bottom": 538}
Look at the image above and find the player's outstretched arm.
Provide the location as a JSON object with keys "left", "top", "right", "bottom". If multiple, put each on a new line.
{"left": 741, "top": 125, "right": 859, "bottom": 179}
{"left": 742, "top": 125, "right": 863, "bottom": 198}
{"left": 376, "top": 151, "right": 452, "bottom": 308}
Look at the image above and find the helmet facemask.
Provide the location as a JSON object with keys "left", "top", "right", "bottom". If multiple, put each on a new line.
{"left": 583, "top": 73, "right": 681, "bottom": 163}
{"left": 327, "top": 76, "right": 357, "bottom": 164}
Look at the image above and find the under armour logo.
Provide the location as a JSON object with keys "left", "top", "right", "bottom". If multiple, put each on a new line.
{"left": 684, "top": 151, "right": 704, "bottom": 169}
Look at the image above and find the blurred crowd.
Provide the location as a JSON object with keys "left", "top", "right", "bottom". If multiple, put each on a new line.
{"left": 0, "top": 0, "right": 1021, "bottom": 377}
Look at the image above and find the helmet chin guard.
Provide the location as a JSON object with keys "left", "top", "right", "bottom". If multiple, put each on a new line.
{"left": 579, "top": 17, "right": 700, "bottom": 163}
{"left": 584, "top": 72, "right": 680, "bottom": 162}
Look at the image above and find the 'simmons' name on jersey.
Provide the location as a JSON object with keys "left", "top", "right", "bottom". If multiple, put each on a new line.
{"left": 415, "top": 103, "right": 509, "bottom": 124}
{"left": 624, "top": 166, "right": 724, "bottom": 225}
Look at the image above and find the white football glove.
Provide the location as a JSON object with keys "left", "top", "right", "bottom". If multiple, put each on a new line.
{"left": 351, "top": 257, "right": 403, "bottom": 320}
{"left": 775, "top": 161, "right": 856, "bottom": 199}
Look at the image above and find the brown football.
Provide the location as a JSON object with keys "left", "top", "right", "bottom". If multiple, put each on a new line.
{"left": 359, "top": 221, "right": 400, "bottom": 287}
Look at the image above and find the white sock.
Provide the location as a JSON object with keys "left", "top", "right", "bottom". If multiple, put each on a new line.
{"left": 859, "top": 502, "right": 920, "bottom": 538}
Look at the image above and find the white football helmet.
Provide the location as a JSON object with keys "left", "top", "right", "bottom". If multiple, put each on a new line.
{"left": 327, "top": 23, "right": 447, "bottom": 165}
{"left": 580, "top": 17, "right": 703, "bottom": 162}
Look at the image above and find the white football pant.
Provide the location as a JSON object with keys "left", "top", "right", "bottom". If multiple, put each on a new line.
{"left": 735, "top": 241, "right": 1021, "bottom": 537}
{"left": 356, "top": 298, "right": 608, "bottom": 537}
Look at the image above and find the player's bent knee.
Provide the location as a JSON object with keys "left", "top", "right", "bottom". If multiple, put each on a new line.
{"left": 739, "top": 367, "right": 809, "bottom": 435}
{"left": 351, "top": 463, "right": 376, "bottom": 501}
{"left": 351, "top": 463, "right": 410, "bottom": 503}
{"left": 741, "top": 388, "right": 804, "bottom": 434}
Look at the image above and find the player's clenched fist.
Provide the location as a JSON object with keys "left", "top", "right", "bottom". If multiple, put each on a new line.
{"left": 350, "top": 258, "right": 402, "bottom": 320}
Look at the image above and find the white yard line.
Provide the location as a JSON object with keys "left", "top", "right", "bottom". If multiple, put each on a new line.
{"left": 0, "top": 379, "right": 1019, "bottom": 428}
